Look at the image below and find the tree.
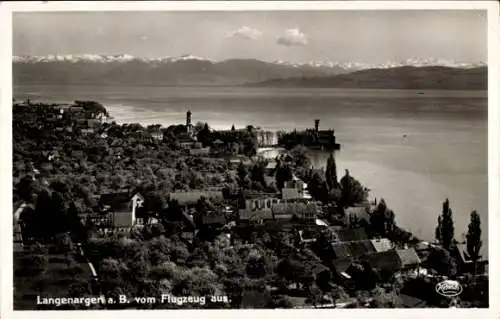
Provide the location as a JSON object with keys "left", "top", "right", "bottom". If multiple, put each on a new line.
{"left": 275, "top": 161, "right": 293, "bottom": 190}
{"left": 276, "top": 258, "right": 306, "bottom": 288}
{"left": 325, "top": 153, "right": 339, "bottom": 190}
{"left": 369, "top": 199, "right": 397, "bottom": 236}
{"left": 54, "top": 232, "right": 74, "bottom": 257}
{"left": 289, "top": 145, "right": 311, "bottom": 170}
{"left": 15, "top": 175, "right": 38, "bottom": 202}
{"left": 242, "top": 126, "right": 258, "bottom": 157}
{"left": 340, "top": 169, "right": 368, "bottom": 207}
{"left": 237, "top": 162, "right": 250, "bottom": 188}
{"left": 250, "top": 161, "right": 267, "bottom": 188}
{"left": 427, "top": 246, "right": 457, "bottom": 277}
{"left": 74, "top": 100, "right": 108, "bottom": 116}
{"left": 435, "top": 198, "right": 455, "bottom": 250}
{"left": 307, "top": 171, "right": 329, "bottom": 203}
{"left": 194, "top": 122, "right": 205, "bottom": 135}
{"left": 197, "top": 123, "right": 212, "bottom": 147}
{"left": 194, "top": 196, "right": 209, "bottom": 227}
{"left": 172, "top": 267, "right": 221, "bottom": 297}
{"left": 466, "top": 210, "right": 482, "bottom": 262}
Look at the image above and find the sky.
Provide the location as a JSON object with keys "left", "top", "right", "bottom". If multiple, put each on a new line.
{"left": 13, "top": 10, "right": 487, "bottom": 64}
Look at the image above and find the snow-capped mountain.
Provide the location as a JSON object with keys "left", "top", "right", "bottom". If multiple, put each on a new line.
{"left": 272, "top": 57, "right": 486, "bottom": 71}
{"left": 12, "top": 54, "right": 486, "bottom": 88}
{"left": 13, "top": 54, "right": 485, "bottom": 70}
{"left": 13, "top": 54, "right": 216, "bottom": 64}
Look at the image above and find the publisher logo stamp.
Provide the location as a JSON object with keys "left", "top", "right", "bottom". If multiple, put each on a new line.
{"left": 435, "top": 280, "right": 463, "bottom": 297}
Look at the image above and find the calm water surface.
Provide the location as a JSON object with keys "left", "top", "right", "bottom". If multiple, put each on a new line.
{"left": 14, "top": 85, "right": 488, "bottom": 256}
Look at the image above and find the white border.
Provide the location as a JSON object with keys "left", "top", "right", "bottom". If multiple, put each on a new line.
{"left": 1, "top": 2, "right": 499, "bottom": 319}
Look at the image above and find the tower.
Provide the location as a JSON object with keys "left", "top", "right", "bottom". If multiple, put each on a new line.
{"left": 314, "top": 119, "right": 320, "bottom": 132}
{"left": 186, "top": 110, "right": 193, "bottom": 137}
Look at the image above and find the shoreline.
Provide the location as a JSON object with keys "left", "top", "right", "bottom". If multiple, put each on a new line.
{"left": 12, "top": 100, "right": 489, "bottom": 310}
{"left": 13, "top": 99, "right": 488, "bottom": 257}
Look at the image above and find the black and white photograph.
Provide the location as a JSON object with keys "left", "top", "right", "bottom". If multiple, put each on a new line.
{"left": 1, "top": 1, "right": 498, "bottom": 315}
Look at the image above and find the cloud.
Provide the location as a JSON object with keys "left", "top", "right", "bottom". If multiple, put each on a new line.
{"left": 226, "top": 26, "right": 263, "bottom": 40}
{"left": 277, "top": 28, "right": 308, "bottom": 46}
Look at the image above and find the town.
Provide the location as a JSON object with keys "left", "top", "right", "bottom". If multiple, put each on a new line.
{"left": 12, "top": 99, "right": 488, "bottom": 309}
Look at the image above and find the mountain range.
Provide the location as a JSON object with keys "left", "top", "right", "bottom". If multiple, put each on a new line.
{"left": 249, "top": 66, "right": 487, "bottom": 90}
{"left": 13, "top": 54, "right": 487, "bottom": 89}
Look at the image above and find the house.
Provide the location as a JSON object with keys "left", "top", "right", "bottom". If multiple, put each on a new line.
{"left": 370, "top": 238, "right": 393, "bottom": 252}
{"left": 271, "top": 202, "right": 319, "bottom": 224}
{"left": 345, "top": 206, "right": 371, "bottom": 227}
{"left": 238, "top": 195, "right": 278, "bottom": 225}
{"left": 230, "top": 158, "right": 254, "bottom": 168}
{"left": 60, "top": 105, "right": 84, "bottom": 115}
{"left": 329, "top": 240, "right": 376, "bottom": 260}
{"left": 243, "top": 190, "right": 280, "bottom": 200}
{"left": 150, "top": 131, "right": 163, "bottom": 141}
{"left": 453, "top": 243, "right": 486, "bottom": 274}
{"left": 75, "top": 118, "right": 89, "bottom": 128}
{"left": 396, "top": 248, "right": 421, "bottom": 270}
{"left": 282, "top": 188, "right": 301, "bottom": 201}
{"left": 284, "top": 178, "right": 305, "bottom": 193}
{"left": 332, "top": 228, "right": 368, "bottom": 242}
{"left": 189, "top": 147, "right": 211, "bottom": 156}
{"left": 309, "top": 262, "right": 333, "bottom": 283}
{"left": 81, "top": 128, "right": 95, "bottom": 136}
{"left": 362, "top": 250, "right": 402, "bottom": 275}
{"left": 331, "top": 259, "right": 355, "bottom": 280}
{"left": 212, "top": 139, "right": 225, "bottom": 147}
{"left": 414, "top": 241, "right": 432, "bottom": 252}
{"left": 244, "top": 197, "right": 280, "bottom": 211}
{"left": 298, "top": 228, "right": 319, "bottom": 244}
{"left": 169, "top": 190, "right": 224, "bottom": 211}
{"left": 87, "top": 119, "right": 101, "bottom": 128}
{"left": 199, "top": 213, "right": 226, "bottom": 229}
{"left": 264, "top": 161, "right": 277, "bottom": 175}
{"left": 97, "top": 192, "right": 145, "bottom": 230}
{"left": 135, "top": 216, "right": 160, "bottom": 228}
{"left": 177, "top": 134, "right": 197, "bottom": 149}
{"left": 283, "top": 177, "right": 309, "bottom": 200}
{"left": 238, "top": 209, "right": 274, "bottom": 225}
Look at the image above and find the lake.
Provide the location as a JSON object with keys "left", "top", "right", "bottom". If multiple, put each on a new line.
{"left": 13, "top": 85, "right": 489, "bottom": 256}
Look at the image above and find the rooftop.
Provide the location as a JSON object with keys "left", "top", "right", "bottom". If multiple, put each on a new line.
{"left": 455, "top": 243, "right": 475, "bottom": 263}
{"left": 265, "top": 162, "right": 277, "bottom": 169}
{"left": 111, "top": 211, "right": 134, "bottom": 228}
{"left": 271, "top": 202, "right": 319, "bottom": 219}
{"left": 201, "top": 214, "right": 226, "bottom": 225}
{"left": 363, "top": 250, "right": 402, "bottom": 272}
{"left": 282, "top": 188, "right": 301, "bottom": 201}
{"left": 345, "top": 206, "right": 370, "bottom": 218}
{"left": 333, "top": 228, "right": 368, "bottom": 242}
{"left": 169, "top": 190, "right": 223, "bottom": 206}
{"left": 332, "top": 259, "right": 354, "bottom": 274}
{"left": 396, "top": 248, "right": 421, "bottom": 267}
{"left": 330, "top": 240, "right": 376, "bottom": 260}
{"left": 98, "top": 192, "right": 143, "bottom": 211}
{"left": 239, "top": 209, "right": 274, "bottom": 221}
{"left": 370, "top": 238, "right": 393, "bottom": 252}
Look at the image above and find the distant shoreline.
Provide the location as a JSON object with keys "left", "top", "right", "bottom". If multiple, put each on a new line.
{"left": 13, "top": 83, "right": 488, "bottom": 94}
